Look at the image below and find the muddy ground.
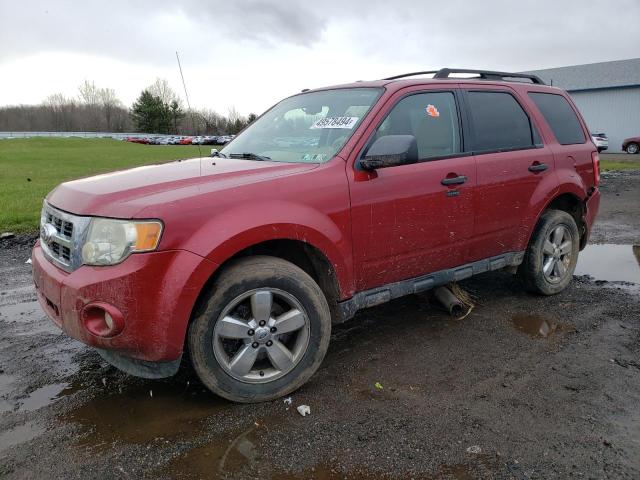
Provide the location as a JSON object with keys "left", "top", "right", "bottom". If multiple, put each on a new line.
{"left": 1, "top": 171, "right": 639, "bottom": 480}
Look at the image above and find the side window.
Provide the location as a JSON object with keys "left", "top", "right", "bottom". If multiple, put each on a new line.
{"left": 528, "top": 92, "right": 586, "bottom": 145}
{"left": 466, "top": 91, "right": 535, "bottom": 152}
{"left": 372, "top": 92, "right": 461, "bottom": 160}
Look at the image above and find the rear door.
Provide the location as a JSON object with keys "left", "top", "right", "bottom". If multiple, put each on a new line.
{"left": 527, "top": 91, "right": 594, "bottom": 190}
{"left": 349, "top": 87, "right": 476, "bottom": 290}
{"left": 462, "top": 86, "right": 554, "bottom": 261}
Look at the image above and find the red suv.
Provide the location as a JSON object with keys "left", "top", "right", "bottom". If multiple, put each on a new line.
{"left": 32, "top": 69, "right": 600, "bottom": 402}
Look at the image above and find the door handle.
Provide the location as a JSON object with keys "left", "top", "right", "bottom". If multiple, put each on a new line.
{"left": 441, "top": 175, "right": 467, "bottom": 186}
{"left": 528, "top": 163, "right": 548, "bottom": 172}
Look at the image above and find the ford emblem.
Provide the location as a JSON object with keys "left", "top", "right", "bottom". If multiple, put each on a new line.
{"left": 41, "top": 223, "right": 57, "bottom": 243}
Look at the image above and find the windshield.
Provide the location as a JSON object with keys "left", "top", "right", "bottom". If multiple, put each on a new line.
{"left": 221, "top": 88, "right": 382, "bottom": 163}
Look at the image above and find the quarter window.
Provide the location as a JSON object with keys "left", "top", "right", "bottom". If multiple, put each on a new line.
{"left": 467, "top": 91, "right": 535, "bottom": 152}
{"left": 528, "top": 92, "right": 586, "bottom": 145}
{"left": 371, "top": 92, "right": 461, "bottom": 160}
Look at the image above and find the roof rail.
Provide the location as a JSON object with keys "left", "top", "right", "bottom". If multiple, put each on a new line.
{"left": 383, "top": 68, "right": 546, "bottom": 85}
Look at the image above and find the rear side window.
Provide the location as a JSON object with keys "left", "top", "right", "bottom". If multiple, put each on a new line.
{"left": 467, "top": 91, "right": 535, "bottom": 152}
{"left": 528, "top": 92, "right": 585, "bottom": 145}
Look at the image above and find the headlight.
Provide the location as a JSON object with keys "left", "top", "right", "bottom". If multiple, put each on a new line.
{"left": 81, "top": 218, "right": 163, "bottom": 266}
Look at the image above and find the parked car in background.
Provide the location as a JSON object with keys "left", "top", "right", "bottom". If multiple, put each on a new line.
{"left": 622, "top": 136, "right": 640, "bottom": 154}
{"left": 591, "top": 132, "right": 608, "bottom": 153}
{"left": 33, "top": 68, "right": 601, "bottom": 403}
{"left": 180, "top": 136, "right": 194, "bottom": 145}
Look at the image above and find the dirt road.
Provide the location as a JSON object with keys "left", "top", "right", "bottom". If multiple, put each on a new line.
{"left": 1, "top": 171, "right": 639, "bottom": 479}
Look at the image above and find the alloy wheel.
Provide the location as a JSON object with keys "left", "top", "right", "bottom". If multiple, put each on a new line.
{"left": 541, "top": 225, "right": 573, "bottom": 283}
{"left": 212, "top": 288, "right": 310, "bottom": 383}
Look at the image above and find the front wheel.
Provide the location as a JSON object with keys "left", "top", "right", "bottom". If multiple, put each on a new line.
{"left": 626, "top": 142, "right": 639, "bottom": 154}
{"left": 518, "top": 210, "right": 580, "bottom": 295}
{"left": 188, "top": 256, "right": 331, "bottom": 403}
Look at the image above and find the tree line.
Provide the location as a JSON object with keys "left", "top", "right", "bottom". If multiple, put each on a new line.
{"left": 0, "top": 78, "right": 257, "bottom": 135}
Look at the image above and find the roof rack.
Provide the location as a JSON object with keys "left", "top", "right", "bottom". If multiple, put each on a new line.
{"left": 383, "top": 68, "right": 546, "bottom": 85}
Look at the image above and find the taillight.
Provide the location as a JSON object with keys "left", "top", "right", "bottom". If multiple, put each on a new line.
{"left": 591, "top": 151, "right": 600, "bottom": 186}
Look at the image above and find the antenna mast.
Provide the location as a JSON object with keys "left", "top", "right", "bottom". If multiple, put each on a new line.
{"left": 175, "top": 51, "right": 202, "bottom": 158}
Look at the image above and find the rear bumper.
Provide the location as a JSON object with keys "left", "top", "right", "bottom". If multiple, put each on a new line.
{"left": 581, "top": 188, "right": 601, "bottom": 248}
{"left": 32, "top": 242, "right": 217, "bottom": 363}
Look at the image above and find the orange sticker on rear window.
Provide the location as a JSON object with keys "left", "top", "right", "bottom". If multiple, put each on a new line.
{"left": 426, "top": 104, "right": 440, "bottom": 117}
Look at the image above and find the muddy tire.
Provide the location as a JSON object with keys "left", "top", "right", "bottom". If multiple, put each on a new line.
{"left": 188, "top": 256, "right": 331, "bottom": 403}
{"left": 518, "top": 209, "right": 580, "bottom": 295}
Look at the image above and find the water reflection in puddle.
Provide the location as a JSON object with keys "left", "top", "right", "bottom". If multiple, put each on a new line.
{"left": 575, "top": 244, "right": 640, "bottom": 288}
{"left": 511, "top": 314, "right": 562, "bottom": 338}
{"left": 164, "top": 421, "right": 264, "bottom": 478}
{"left": 0, "top": 421, "right": 45, "bottom": 453}
{"left": 164, "top": 418, "right": 386, "bottom": 480}
{"left": 18, "top": 383, "right": 70, "bottom": 412}
{"left": 0, "top": 300, "right": 41, "bottom": 321}
{"left": 62, "top": 380, "right": 226, "bottom": 448}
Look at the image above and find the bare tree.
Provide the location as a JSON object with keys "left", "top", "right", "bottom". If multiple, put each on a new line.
{"left": 148, "top": 78, "right": 181, "bottom": 105}
{"left": 98, "top": 87, "right": 122, "bottom": 131}
{"left": 78, "top": 80, "right": 102, "bottom": 130}
{"left": 43, "top": 93, "right": 75, "bottom": 131}
{"left": 78, "top": 80, "right": 100, "bottom": 105}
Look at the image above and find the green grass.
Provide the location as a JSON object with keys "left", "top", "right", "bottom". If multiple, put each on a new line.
{"left": 600, "top": 159, "right": 640, "bottom": 171}
{"left": 0, "top": 138, "right": 203, "bottom": 233}
{"left": 2, "top": 138, "right": 638, "bottom": 233}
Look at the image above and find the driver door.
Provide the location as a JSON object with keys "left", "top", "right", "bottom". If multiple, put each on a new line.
{"left": 349, "top": 88, "right": 476, "bottom": 291}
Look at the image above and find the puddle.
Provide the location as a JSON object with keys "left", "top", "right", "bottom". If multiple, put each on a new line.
{"left": 62, "top": 379, "right": 227, "bottom": 448}
{"left": 18, "top": 383, "right": 70, "bottom": 412}
{"left": 0, "top": 286, "right": 36, "bottom": 308}
{"left": 0, "top": 300, "right": 41, "bottom": 321}
{"left": 511, "top": 314, "right": 564, "bottom": 338}
{"left": 164, "top": 418, "right": 384, "bottom": 480}
{"left": 0, "top": 374, "right": 17, "bottom": 413}
{"left": 0, "top": 421, "right": 45, "bottom": 454}
{"left": 164, "top": 421, "right": 264, "bottom": 479}
{"left": 0, "top": 373, "right": 16, "bottom": 391}
{"left": 575, "top": 244, "right": 640, "bottom": 289}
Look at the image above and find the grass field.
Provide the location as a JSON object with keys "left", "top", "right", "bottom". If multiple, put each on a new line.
{"left": 0, "top": 138, "right": 203, "bottom": 233}
{"left": 1, "top": 138, "right": 638, "bottom": 233}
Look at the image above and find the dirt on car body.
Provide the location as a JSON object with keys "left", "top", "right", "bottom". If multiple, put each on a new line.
{"left": 1, "top": 170, "right": 639, "bottom": 478}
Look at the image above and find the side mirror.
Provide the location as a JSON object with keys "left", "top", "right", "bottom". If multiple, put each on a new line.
{"left": 360, "top": 135, "right": 418, "bottom": 170}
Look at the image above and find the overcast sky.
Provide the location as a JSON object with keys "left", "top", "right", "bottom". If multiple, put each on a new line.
{"left": 1, "top": 0, "right": 639, "bottom": 115}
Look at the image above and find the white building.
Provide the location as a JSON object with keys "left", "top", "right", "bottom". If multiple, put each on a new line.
{"left": 525, "top": 58, "right": 640, "bottom": 153}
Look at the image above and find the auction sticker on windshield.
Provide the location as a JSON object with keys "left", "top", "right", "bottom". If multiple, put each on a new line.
{"left": 310, "top": 117, "right": 359, "bottom": 129}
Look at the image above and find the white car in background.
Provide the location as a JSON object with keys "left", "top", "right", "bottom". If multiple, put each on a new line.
{"left": 591, "top": 132, "right": 608, "bottom": 153}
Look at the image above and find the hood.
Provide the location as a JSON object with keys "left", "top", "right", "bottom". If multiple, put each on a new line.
{"left": 47, "top": 157, "right": 319, "bottom": 218}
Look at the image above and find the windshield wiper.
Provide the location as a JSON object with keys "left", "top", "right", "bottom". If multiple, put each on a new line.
{"left": 229, "top": 152, "right": 271, "bottom": 161}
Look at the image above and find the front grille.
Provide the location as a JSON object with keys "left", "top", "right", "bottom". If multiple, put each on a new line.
{"left": 40, "top": 202, "right": 90, "bottom": 272}
{"left": 46, "top": 212, "right": 74, "bottom": 238}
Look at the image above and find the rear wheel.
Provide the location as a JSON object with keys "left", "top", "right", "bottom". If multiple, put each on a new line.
{"left": 626, "top": 142, "right": 639, "bottom": 154}
{"left": 518, "top": 210, "right": 580, "bottom": 295}
{"left": 188, "top": 256, "right": 331, "bottom": 403}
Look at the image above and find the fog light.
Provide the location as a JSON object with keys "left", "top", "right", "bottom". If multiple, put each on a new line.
{"left": 82, "top": 303, "right": 123, "bottom": 338}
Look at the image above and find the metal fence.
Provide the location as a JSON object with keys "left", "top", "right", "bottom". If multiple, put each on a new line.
{"left": 0, "top": 131, "right": 155, "bottom": 140}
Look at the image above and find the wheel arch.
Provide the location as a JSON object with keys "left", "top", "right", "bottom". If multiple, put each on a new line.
{"left": 530, "top": 190, "right": 588, "bottom": 250}
{"left": 189, "top": 237, "right": 345, "bottom": 331}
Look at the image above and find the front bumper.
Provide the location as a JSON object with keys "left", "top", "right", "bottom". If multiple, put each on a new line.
{"left": 32, "top": 242, "right": 217, "bottom": 364}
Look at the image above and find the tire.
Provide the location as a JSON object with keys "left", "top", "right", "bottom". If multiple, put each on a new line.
{"left": 626, "top": 142, "right": 639, "bottom": 154}
{"left": 518, "top": 209, "right": 580, "bottom": 295}
{"left": 188, "top": 256, "right": 331, "bottom": 403}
